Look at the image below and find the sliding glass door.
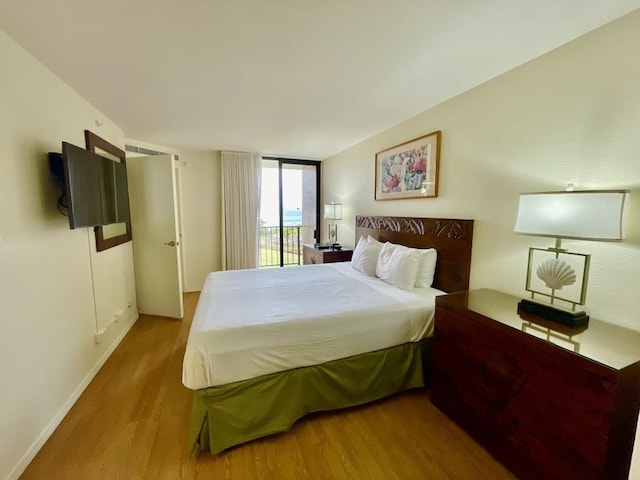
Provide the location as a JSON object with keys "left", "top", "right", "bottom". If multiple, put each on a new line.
{"left": 259, "top": 158, "right": 320, "bottom": 268}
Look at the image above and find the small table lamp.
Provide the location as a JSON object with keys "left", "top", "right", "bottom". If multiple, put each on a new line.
{"left": 324, "top": 203, "right": 342, "bottom": 245}
{"left": 513, "top": 189, "right": 628, "bottom": 327}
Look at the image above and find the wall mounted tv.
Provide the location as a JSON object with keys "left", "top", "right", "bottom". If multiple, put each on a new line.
{"left": 50, "top": 142, "right": 131, "bottom": 229}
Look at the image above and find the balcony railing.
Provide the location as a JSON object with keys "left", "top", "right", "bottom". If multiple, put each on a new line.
{"left": 259, "top": 225, "right": 303, "bottom": 268}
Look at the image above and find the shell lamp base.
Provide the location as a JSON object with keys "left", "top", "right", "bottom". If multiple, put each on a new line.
{"left": 518, "top": 299, "right": 589, "bottom": 328}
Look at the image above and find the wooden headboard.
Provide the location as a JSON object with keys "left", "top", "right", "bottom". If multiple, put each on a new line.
{"left": 355, "top": 215, "right": 474, "bottom": 293}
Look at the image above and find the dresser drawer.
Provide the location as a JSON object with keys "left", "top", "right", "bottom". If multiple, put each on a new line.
{"left": 303, "top": 248, "right": 322, "bottom": 265}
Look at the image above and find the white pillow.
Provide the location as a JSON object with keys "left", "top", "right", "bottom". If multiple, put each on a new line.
{"left": 367, "top": 235, "right": 383, "bottom": 246}
{"left": 351, "top": 236, "right": 382, "bottom": 276}
{"left": 414, "top": 248, "right": 437, "bottom": 289}
{"left": 375, "top": 242, "right": 421, "bottom": 291}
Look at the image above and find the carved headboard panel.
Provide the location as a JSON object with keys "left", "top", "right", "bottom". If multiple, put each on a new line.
{"left": 355, "top": 216, "right": 474, "bottom": 293}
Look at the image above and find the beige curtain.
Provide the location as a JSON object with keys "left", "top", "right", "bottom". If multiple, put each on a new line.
{"left": 221, "top": 151, "right": 262, "bottom": 270}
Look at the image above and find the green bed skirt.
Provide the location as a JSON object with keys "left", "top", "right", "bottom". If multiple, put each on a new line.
{"left": 188, "top": 339, "right": 432, "bottom": 454}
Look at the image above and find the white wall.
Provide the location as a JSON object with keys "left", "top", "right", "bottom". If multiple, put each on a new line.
{"left": 179, "top": 149, "right": 222, "bottom": 291}
{"left": 0, "top": 30, "right": 137, "bottom": 479}
{"left": 323, "top": 11, "right": 640, "bottom": 477}
{"left": 323, "top": 10, "right": 640, "bottom": 331}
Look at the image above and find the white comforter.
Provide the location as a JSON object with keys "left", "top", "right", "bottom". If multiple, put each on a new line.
{"left": 182, "top": 262, "right": 443, "bottom": 390}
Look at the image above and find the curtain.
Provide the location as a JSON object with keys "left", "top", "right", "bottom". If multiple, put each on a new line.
{"left": 221, "top": 151, "right": 262, "bottom": 270}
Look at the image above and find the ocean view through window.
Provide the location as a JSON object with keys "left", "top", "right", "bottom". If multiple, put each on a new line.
{"left": 259, "top": 159, "right": 320, "bottom": 267}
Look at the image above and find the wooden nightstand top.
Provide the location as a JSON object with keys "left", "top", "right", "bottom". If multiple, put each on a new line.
{"left": 302, "top": 244, "right": 353, "bottom": 265}
{"left": 303, "top": 243, "right": 351, "bottom": 251}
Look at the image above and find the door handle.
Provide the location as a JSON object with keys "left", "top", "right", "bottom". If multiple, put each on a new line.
{"left": 163, "top": 241, "right": 178, "bottom": 247}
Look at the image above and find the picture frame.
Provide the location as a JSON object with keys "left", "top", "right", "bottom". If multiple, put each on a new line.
{"left": 85, "top": 130, "right": 132, "bottom": 252}
{"left": 375, "top": 130, "right": 441, "bottom": 201}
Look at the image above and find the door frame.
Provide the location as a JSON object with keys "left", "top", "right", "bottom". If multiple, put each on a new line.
{"left": 125, "top": 144, "right": 186, "bottom": 293}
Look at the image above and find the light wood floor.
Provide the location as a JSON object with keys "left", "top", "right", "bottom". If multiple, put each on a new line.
{"left": 21, "top": 292, "right": 515, "bottom": 480}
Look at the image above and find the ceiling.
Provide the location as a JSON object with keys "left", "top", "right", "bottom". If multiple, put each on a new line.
{"left": 1, "top": 1, "right": 639, "bottom": 159}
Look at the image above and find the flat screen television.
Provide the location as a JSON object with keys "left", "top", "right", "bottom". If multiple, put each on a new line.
{"left": 51, "top": 142, "right": 131, "bottom": 229}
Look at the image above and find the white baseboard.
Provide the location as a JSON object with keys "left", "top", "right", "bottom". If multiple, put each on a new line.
{"left": 6, "top": 312, "right": 139, "bottom": 480}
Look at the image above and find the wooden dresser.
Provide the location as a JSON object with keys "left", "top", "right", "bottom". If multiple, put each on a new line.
{"left": 302, "top": 244, "right": 353, "bottom": 265}
{"left": 431, "top": 289, "right": 640, "bottom": 480}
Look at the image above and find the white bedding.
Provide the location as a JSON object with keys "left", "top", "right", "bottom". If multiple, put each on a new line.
{"left": 182, "top": 262, "right": 443, "bottom": 390}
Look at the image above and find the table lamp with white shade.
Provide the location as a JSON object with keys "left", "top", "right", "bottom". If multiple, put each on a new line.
{"left": 513, "top": 188, "right": 628, "bottom": 327}
{"left": 324, "top": 203, "right": 342, "bottom": 245}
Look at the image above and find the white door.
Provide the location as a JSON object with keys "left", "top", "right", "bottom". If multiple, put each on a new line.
{"left": 127, "top": 154, "right": 184, "bottom": 318}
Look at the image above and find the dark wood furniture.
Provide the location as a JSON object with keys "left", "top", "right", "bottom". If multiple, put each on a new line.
{"left": 431, "top": 289, "right": 640, "bottom": 480}
{"left": 355, "top": 215, "right": 474, "bottom": 293}
{"left": 303, "top": 244, "right": 353, "bottom": 264}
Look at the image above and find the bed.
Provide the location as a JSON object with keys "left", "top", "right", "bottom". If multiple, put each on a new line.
{"left": 183, "top": 215, "right": 474, "bottom": 454}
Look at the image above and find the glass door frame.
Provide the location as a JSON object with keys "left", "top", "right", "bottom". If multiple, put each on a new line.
{"left": 262, "top": 156, "right": 321, "bottom": 267}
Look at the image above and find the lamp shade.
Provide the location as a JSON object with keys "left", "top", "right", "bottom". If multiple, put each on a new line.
{"left": 324, "top": 203, "right": 343, "bottom": 220}
{"left": 514, "top": 190, "right": 628, "bottom": 240}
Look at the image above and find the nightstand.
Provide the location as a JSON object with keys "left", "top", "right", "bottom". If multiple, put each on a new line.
{"left": 431, "top": 289, "right": 640, "bottom": 480}
{"left": 302, "top": 244, "right": 353, "bottom": 265}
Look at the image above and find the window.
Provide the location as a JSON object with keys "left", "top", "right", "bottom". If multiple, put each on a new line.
{"left": 259, "top": 158, "right": 321, "bottom": 267}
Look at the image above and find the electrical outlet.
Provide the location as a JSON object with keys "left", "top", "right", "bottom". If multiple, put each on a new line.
{"left": 95, "top": 326, "right": 107, "bottom": 344}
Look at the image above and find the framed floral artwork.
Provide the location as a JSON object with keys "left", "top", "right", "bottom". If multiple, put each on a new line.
{"left": 375, "top": 130, "right": 441, "bottom": 200}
